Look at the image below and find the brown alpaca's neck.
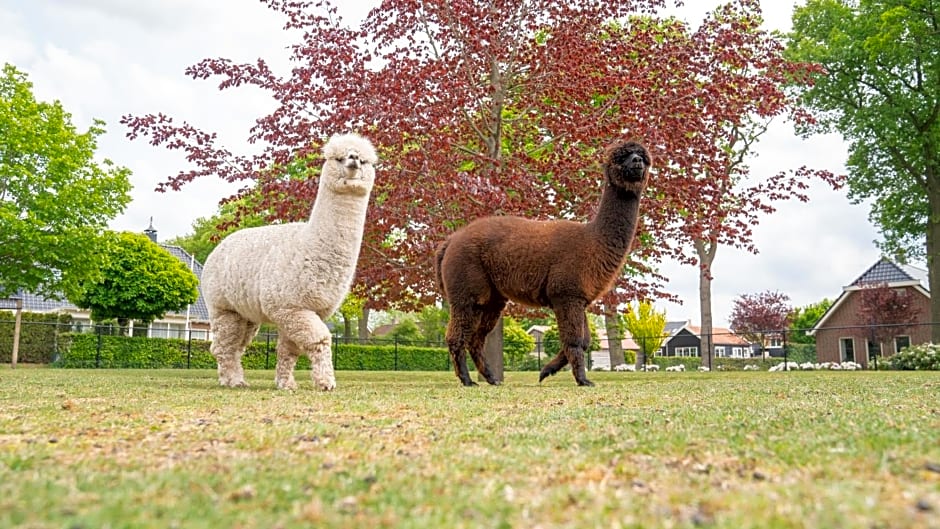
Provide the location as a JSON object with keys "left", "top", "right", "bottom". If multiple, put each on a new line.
{"left": 589, "top": 183, "right": 642, "bottom": 262}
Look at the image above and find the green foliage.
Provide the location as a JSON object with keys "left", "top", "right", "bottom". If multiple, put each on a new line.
{"left": 784, "top": 343, "right": 818, "bottom": 364}
{"left": 502, "top": 317, "right": 535, "bottom": 367}
{"left": 0, "top": 63, "right": 132, "bottom": 299}
{"left": 0, "top": 311, "right": 72, "bottom": 363}
{"left": 540, "top": 319, "right": 600, "bottom": 357}
{"left": 789, "top": 299, "right": 832, "bottom": 344}
{"left": 69, "top": 232, "right": 199, "bottom": 325}
{"left": 787, "top": 1, "right": 940, "bottom": 262}
{"left": 889, "top": 343, "right": 940, "bottom": 370}
{"left": 622, "top": 301, "right": 667, "bottom": 361}
{"left": 387, "top": 319, "right": 424, "bottom": 344}
{"left": 416, "top": 304, "right": 448, "bottom": 344}
{"left": 55, "top": 333, "right": 453, "bottom": 371}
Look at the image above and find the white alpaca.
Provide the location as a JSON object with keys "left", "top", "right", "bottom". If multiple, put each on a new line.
{"left": 201, "top": 133, "right": 377, "bottom": 390}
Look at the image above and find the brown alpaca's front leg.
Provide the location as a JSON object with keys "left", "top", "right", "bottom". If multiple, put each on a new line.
{"left": 545, "top": 304, "right": 594, "bottom": 386}
{"left": 538, "top": 352, "right": 569, "bottom": 382}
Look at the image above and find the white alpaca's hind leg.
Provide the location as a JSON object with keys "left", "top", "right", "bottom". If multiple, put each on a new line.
{"left": 210, "top": 311, "right": 255, "bottom": 388}
{"left": 276, "top": 311, "right": 335, "bottom": 391}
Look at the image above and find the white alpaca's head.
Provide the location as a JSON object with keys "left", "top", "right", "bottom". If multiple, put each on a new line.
{"left": 320, "top": 133, "right": 378, "bottom": 197}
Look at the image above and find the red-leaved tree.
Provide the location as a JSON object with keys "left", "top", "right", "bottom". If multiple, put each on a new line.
{"left": 122, "top": 0, "right": 836, "bottom": 370}
{"left": 854, "top": 282, "right": 918, "bottom": 361}
{"left": 729, "top": 290, "right": 792, "bottom": 357}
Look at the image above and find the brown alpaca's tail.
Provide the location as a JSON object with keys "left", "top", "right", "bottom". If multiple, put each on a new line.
{"left": 434, "top": 239, "right": 450, "bottom": 298}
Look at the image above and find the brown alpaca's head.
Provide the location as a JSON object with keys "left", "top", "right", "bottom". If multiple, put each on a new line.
{"left": 605, "top": 141, "right": 651, "bottom": 196}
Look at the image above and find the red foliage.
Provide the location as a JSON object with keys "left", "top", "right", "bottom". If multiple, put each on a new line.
{"left": 854, "top": 283, "right": 918, "bottom": 345}
{"left": 729, "top": 290, "right": 792, "bottom": 341}
{"left": 122, "top": 0, "right": 838, "bottom": 311}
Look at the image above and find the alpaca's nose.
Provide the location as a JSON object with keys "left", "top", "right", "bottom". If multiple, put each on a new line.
{"left": 345, "top": 150, "right": 362, "bottom": 170}
{"left": 627, "top": 153, "right": 643, "bottom": 166}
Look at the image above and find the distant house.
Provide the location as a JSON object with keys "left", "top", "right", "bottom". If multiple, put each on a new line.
{"left": 12, "top": 222, "right": 211, "bottom": 340}
{"left": 592, "top": 326, "right": 641, "bottom": 369}
{"left": 659, "top": 320, "right": 754, "bottom": 359}
{"left": 809, "top": 258, "right": 930, "bottom": 368}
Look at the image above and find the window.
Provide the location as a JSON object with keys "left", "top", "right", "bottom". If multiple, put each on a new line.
{"left": 894, "top": 336, "right": 911, "bottom": 354}
{"left": 732, "top": 347, "right": 750, "bottom": 358}
{"left": 767, "top": 336, "right": 783, "bottom": 348}
{"left": 675, "top": 346, "right": 699, "bottom": 357}
{"left": 867, "top": 340, "right": 882, "bottom": 362}
{"left": 839, "top": 338, "right": 855, "bottom": 362}
{"left": 715, "top": 346, "right": 726, "bottom": 357}
{"left": 150, "top": 322, "right": 186, "bottom": 339}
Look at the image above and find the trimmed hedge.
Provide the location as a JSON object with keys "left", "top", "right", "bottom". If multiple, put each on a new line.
{"left": 55, "top": 333, "right": 455, "bottom": 371}
{"left": 0, "top": 312, "right": 72, "bottom": 363}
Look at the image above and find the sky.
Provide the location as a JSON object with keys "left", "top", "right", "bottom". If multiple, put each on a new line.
{"left": 1, "top": 0, "right": 887, "bottom": 327}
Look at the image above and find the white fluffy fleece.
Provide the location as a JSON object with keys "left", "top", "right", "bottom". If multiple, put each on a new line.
{"left": 201, "top": 133, "right": 377, "bottom": 390}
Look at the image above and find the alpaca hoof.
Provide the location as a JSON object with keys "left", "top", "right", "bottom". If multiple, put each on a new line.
{"left": 577, "top": 378, "right": 595, "bottom": 387}
{"left": 486, "top": 378, "right": 502, "bottom": 386}
{"left": 314, "top": 379, "right": 336, "bottom": 391}
{"left": 538, "top": 369, "right": 555, "bottom": 383}
{"left": 460, "top": 378, "right": 478, "bottom": 387}
{"left": 220, "top": 378, "right": 249, "bottom": 388}
{"left": 276, "top": 378, "right": 298, "bottom": 391}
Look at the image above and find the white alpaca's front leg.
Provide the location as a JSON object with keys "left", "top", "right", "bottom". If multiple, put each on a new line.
{"left": 309, "top": 338, "right": 336, "bottom": 392}
{"left": 275, "top": 311, "right": 336, "bottom": 391}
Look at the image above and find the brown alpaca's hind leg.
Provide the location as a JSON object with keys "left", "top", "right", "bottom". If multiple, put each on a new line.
{"left": 467, "top": 300, "right": 506, "bottom": 386}
{"left": 446, "top": 308, "right": 479, "bottom": 386}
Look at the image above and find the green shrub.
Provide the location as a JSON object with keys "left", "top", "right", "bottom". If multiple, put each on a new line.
{"left": 55, "top": 333, "right": 452, "bottom": 371}
{"left": 889, "top": 343, "right": 940, "bottom": 370}
{"left": 0, "top": 311, "right": 72, "bottom": 363}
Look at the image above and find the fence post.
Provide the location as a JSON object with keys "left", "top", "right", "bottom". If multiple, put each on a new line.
{"left": 10, "top": 298, "right": 22, "bottom": 368}
{"left": 394, "top": 337, "right": 399, "bottom": 371}
{"left": 187, "top": 331, "right": 193, "bottom": 369}
{"left": 265, "top": 332, "right": 271, "bottom": 370}
{"left": 96, "top": 326, "right": 102, "bottom": 368}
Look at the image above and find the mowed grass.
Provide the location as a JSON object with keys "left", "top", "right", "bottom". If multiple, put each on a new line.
{"left": 0, "top": 368, "right": 938, "bottom": 529}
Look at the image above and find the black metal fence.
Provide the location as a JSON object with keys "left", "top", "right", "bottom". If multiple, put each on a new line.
{"left": 2, "top": 319, "right": 936, "bottom": 371}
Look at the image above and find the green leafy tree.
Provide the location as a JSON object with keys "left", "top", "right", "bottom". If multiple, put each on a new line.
{"left": 387, "top": 319, "right": 424, "bottom": 345}
{"left": 787, "top": 1, "right": 940, "bottom": 339}
{"left": 416, "top": 304, "right": 448, "bottom": 346}
{"left": 623, "top": 301, "right": 667, "bottom": 367}
{"left": 789, "top": 299, "right": 832, "bottom": 344}
{"left": 325, "top": 293, "right": 367, "bottom": 343}
{"left": 0, "top": 63, "right": 131, "bottom": 299}
{"left": 502, "top": 317, "right": 535, "bottom": 368}
{"left": 70, "top": 232, "right": 199, "bottom": 333}
{"left": 542, "top": 319, "right": 600, "bottom": 358}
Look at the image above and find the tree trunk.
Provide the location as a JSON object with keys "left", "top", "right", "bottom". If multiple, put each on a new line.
{"left": 481, "top": 318, "right": 504, "bottom": 383}
{"left": 604, "top": 308, "right": 625, "bottom": 368}
{"left": 929, "top": 189, "right": 940, "bottom": 342}
{"left": 694, "top": 238, "right": 718, "bottom": 369}
{"left": 343, "top": 316, "right": 352, "bottom": 343}
{"left": 358, "top": 307, "right": 370, "bottom": 343}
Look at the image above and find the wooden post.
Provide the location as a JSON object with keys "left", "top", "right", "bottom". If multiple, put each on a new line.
{"left": 11, "top": 298, "right": 23, "bottom": 369}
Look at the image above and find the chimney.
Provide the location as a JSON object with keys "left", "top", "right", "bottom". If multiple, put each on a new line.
{"left": 144, "top": 217, "right": 158, "bottom": 242}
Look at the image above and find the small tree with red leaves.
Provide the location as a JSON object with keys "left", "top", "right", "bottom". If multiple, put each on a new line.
{"left": 729, "top": 290, "right": 792, "bottom": 357}
{"left": 854, "top": 283, "right": 918, "bottom": 364}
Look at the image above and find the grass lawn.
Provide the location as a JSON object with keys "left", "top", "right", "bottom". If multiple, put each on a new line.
{"left": 0, "top": 368, "right": 938, "bottom": 529}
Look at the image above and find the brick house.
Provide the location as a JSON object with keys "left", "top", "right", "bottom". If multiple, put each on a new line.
{"left": 809, "top": 258, "right": 930, "bottom": 368}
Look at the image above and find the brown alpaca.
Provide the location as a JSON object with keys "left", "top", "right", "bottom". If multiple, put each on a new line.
{"left": 435, "top": 140, "right": 652, "bottom": 386}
